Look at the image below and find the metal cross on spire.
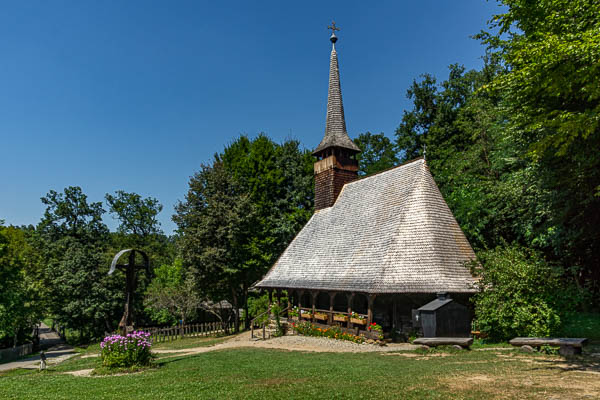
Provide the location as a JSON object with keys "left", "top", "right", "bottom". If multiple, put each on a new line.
{"left": 328, "top": 20, "right": 340, "bottom": 34}
{"left": 328, "top": 20, "right": 340, "bottom": 44}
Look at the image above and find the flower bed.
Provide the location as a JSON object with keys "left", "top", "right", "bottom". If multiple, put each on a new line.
{"left": 100, "top": 331, "right": 153, "bottom": 368}
{"left": 367, "top": 323, "right": 384, "bottom": 340}
{"left": 291, "top": 321, "right": 364, "bottom": 344}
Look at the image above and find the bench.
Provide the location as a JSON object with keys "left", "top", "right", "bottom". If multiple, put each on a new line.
{"left": 413, "top": 337, "right": 473, "bottom": 349}
{"left": 509, "top": 337, "right": 588, "bottom": 356}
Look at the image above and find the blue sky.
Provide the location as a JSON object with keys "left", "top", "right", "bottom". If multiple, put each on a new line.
{"left": 1, "top": 0, "right": 505, "bottom": 234}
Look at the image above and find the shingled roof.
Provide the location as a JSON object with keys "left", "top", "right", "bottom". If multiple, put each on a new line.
{"left": 313, "top": 40, "right": 361, "bottom": 155}
{"left": 255, "top": 158, "right": 477, "bottom": 293}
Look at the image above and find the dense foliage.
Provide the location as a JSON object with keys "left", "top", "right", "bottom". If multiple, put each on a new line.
{"left": 0, "top": 224, "right": 42, "bottom": 347}
{"left": 144, "top": 259, "right": 200, "bottom": 325}
{"left": 174, "top": 135, "right": 314, "bottom": 331}
{"left": 471, "top": 245, "right": 584, "bottom": 341}
{"left": 37, "top": 187, "right": 121, "bottom": 341}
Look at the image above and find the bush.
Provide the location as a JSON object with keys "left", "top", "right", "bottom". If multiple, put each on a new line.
{"left": 472, "top": 245, "right": 584, "bottom": 341}
{"left": 100, "top": 331, "right": 153, "bottom": 368}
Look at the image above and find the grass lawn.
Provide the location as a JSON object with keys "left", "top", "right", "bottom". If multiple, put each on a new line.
{"left": 2, "top": 333, "right": 600, "bottom": 400}
{"left": 152, "top": 335, "right": 228, "bottom": 350}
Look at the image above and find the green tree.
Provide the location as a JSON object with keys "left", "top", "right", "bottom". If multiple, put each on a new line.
{"left": 38, "top": 187, "right": 120, "bottom": 341}
{"left": 479, "top": 0, "right": 600, "bottom": 290}
{"left": 353, "top": 132, "right": 398, "bottom": 175}
{"left": 144, "top": 259, "right": 200, "bottom": 326}
{"left": 0, "top": 225, "right": 42, "bottom": 347}
{"left": 472, "top": 245, "right": 583, "bottom": 341}
{"left": 105, "top": 190, "right": 173, "bottom": 326}
{"left": 481, "top": 0, "right": 600, "bottom": 157}
{"left": 174, "top": 161, "right": 256, "bottom": 332}
{"left": 219, "top": 135, "right": 314, "bottom": 327}
{"left": 395, "top": 74, "right": 437, "bottom": 162}
{"left": 105, "top": 191, "right": 163, "bottom": 239}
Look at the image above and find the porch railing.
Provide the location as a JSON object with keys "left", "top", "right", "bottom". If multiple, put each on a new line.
{"left": 250, "top": 304, "right": 291, "bottom": 340}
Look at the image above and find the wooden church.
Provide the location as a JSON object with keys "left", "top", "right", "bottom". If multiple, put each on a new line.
{"left": 254, "top": 26, "right": 476, "bottom": 336}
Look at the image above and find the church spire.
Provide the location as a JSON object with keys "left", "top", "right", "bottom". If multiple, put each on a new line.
{"left": 313, "top": 22, "right": 360, "bottom": 211}
{"left": 313, "top": 21, "right": 361, "bottom": 155}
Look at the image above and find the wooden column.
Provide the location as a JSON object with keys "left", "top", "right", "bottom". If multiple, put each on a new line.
{"left": 347, "top": 293, "right": 354, "bottom": 329}
{"left": 367, "top": 294, "right": 377, "bottom": 326}
{"left": 276, "top": 289, "right": 281, "bottom": 307}
{"left": 328, "top": 292, "right": 336, "bottom": 325}
{"left": 311, "top": 291, "right": 318, "bottom": 315}
{"left": 267, "top": 289, "right": 273, "bottom": 316}
{"left": 392, "top": 295, "right": 398, "bottom": 331}
{"left": 298, "top": 290, "right": 304, "bottom": 309}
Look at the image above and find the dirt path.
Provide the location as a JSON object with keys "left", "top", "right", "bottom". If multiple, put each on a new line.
{"left": 0, "top": 323, "right": 76, "bottom": 372}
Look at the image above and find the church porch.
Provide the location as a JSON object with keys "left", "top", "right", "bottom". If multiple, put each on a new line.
{"left": 266, "top": 288, "right": 464, "bottom": 340}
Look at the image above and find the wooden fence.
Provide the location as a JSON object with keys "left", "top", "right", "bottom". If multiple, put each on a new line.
{"left": 140, "top": 322, "right": 233, "bottom": 343}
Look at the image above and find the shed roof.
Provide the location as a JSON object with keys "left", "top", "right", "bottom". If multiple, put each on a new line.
{"left": 255, "top": 158, "right": 477, "bottom": 293}
{"left": 417, "top": 298, "right": 454, "bottom": 312}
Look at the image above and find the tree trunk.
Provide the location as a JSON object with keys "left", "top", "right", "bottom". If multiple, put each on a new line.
{"left": 232, "top": 288, "right": 239, "bottom": 333}
{"left": 243, "top": 285, "right": 249, "bottom": 330}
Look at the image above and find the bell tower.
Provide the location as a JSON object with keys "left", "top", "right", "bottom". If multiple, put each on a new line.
{"left": 313, "top": 22, "right": 360, "bottom": 210}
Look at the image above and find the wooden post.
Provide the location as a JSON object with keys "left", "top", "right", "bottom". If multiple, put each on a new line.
{"left": 276, "top": 289, "right": 281, "bottom": 307}
{"left": 329, "top": 292, "right": 336, "bottom": 325}
{"left": 367, "top": 294, "right": 377, "bottom": 326}
{"left": 298, "top": 290, "right": 304, "bottom": 309}
{"left": 311, "top": 291, "right": 318, "bottom": 316}
{"left": 347, "top": 293, "right": 354, "bottom": 329}
{"left": 392, "top": 296, "right": 397, "bottom": 331}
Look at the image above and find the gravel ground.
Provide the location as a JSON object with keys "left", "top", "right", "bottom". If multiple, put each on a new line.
{"left": 215, "top": 331, "right": 418, "bottom": 353}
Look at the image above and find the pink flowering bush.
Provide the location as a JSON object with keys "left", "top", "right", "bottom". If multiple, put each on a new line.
{"left": 100, "top": 331, "right": 153, "bottom": 368}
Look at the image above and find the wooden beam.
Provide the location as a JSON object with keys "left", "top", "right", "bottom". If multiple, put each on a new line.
{"left": 392, "top": 295, "right": 398, "bottom": 330}
{"left": 328, "top": 292, "right": 336, "bottom": 325}
{"left": 367, "top": 294, "right": 376, "bottom": 326}
{"left": 347, "top": 293, "right": 354, "bottom": 329}
{"left": 413, "top": 337, "right": 473, "bottom": 347}
{"left": 509, "top": 338, "right": 588, "bottom": 348}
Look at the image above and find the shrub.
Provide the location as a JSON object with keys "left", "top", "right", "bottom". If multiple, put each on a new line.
{"left": 472, "top": 245, "right": 584, "bottom": 341}
{"left": 100, "top": 331, "right": 153, "bottom": 368}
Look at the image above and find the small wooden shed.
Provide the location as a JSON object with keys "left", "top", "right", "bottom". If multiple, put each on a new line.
{"left": 414, "top": 292, "right": 470, "bottom": 337}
